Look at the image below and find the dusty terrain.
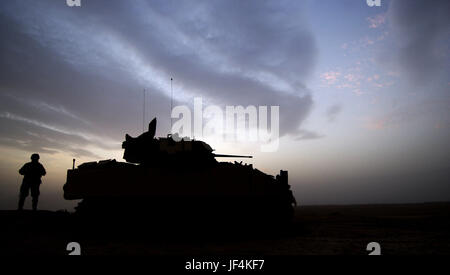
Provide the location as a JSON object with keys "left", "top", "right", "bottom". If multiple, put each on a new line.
{"left": 0, "top": 203, "right": 449, "bottom": 255}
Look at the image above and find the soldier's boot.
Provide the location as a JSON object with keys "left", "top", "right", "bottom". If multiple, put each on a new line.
{"left": 18, "top": 196, "right": 25, "bottom": 211}
{"left": 32, "top": 197, "right": 38, "bottom": 211}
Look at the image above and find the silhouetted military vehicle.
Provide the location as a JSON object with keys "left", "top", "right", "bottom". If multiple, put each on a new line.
{"left": 63, "top": 118, "right": 296, "bottom": 226}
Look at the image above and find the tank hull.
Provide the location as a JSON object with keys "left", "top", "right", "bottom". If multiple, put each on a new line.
{"left": 65, "top": 162, "right": 280, "bottom": 199}
{"left": 63, "top": 160, "right": 295, "bottom": 223}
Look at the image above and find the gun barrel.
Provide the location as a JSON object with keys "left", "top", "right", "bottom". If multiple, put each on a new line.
{"left": 213, "top": 154, "right": 253, "bottom": 158}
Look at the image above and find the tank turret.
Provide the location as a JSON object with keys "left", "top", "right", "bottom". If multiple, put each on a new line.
{"left": 122, "top": 118, "right": 252, "bottom": 165}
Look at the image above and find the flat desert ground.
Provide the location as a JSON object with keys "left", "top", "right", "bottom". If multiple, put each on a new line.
{"left": 0, "top": 203, "right": 449, "bottom": 255}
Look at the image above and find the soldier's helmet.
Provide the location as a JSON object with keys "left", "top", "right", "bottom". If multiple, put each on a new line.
{"left": 31, "top": 153, "right": 40, "bottom": 161}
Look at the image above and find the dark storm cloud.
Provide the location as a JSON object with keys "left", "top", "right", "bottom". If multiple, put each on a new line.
{"left": 294, "top": 129, "right": 324, "bottom": 141}
{"left": 0, "top": 0, "right": 317, "bottom": 157}
{"left": 326, "top": 104, "right": 342, "bottom": 122}
{"left": 387, "top": 0, "right": 450, "bottom": 84}
{"left": 0, "top": 113, "right": 100, "bottom": 158}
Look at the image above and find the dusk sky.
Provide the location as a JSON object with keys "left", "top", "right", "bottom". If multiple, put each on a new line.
{"left": 0, "top": 0, "right": 449, "bottom": 210}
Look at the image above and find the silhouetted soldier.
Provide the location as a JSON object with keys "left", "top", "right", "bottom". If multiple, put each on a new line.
{"left": 18, "top": 153, "right": 46, "bottom": 211}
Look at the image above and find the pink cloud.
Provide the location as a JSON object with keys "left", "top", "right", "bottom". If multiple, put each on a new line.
{"left": 344, "top": 74, "right": 358, "bottom": 82}
{"left": 353, "top": 89, "right": 364, "bottom": 96}
{"left": 370, "top": 120, "right": 386, "bottom": 130}
{"left": 360, "top": 36, "right": 375, "bottom": 47}
{"left": 321, "top": 71, "right": 341, "bottom": 85}
{"left": 367, "top": 14, "right": 386, "bottom": 29}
